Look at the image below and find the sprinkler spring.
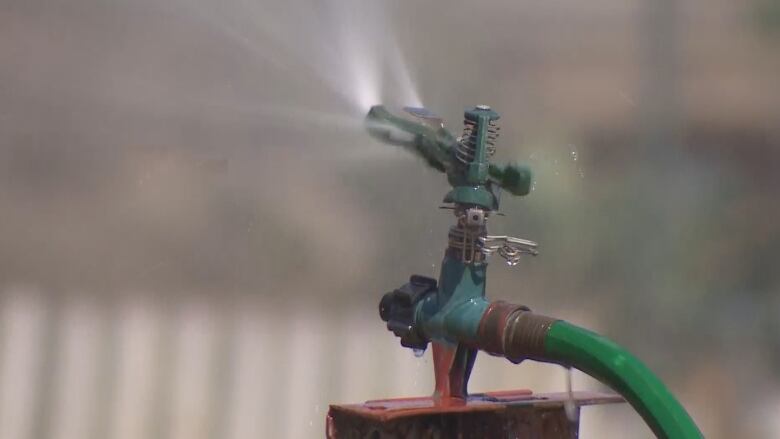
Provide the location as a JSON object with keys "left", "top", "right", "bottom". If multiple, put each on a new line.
{"left": 456, "top": 115, "right": 500, "bottom": 164}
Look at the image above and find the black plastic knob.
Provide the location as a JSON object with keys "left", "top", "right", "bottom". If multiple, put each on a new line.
{"left": 378, "top": 275, "right": 437, "bottom": 350}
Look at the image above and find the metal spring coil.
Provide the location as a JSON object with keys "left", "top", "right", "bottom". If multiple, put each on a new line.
{"left": 487, "top": 120, "right": 499, "bottom": 156}
{"left": 447, "top": 225, "right": 485, "bottom": 263}
{"left": 455, "top": 119, "right": 499, "bottom": 164}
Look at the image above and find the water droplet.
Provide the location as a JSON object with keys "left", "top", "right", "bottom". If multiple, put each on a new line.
{"left": 570, "top": 150, "right": 578, "bottom": 161}
{"left": 413, "top": 348, "right": 425, "bottom": 358}
{"left": 563, "top": 366, "right": 579, "bottom": 422}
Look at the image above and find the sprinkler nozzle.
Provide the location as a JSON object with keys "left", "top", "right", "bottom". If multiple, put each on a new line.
{"left": 364, "top": 105, "right": 453, "bottom": 173}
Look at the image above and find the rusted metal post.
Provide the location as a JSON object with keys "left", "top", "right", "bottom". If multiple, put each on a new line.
{"left": 327, "top": 391, "right": 622, "bottom": 439}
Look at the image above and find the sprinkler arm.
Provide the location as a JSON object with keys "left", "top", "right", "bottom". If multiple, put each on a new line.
{"left": 366, "top": 105, "right": 533, "bottom": 198}
{"left": 365, "top": 105, "right": 454, "bottom": 173}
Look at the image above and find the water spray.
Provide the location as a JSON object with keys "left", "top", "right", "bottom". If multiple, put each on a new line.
{"left": 328, "top": 105, "right": 703, "bottom": 438}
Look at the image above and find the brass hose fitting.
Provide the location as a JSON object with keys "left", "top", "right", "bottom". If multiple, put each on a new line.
{"left": 476, "top": 301, "right": 558, "bottom": 363}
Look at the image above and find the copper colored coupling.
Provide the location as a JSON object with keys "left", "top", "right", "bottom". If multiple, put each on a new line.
{"left": 477, "top": 301, "right": 559, "bottom": 364}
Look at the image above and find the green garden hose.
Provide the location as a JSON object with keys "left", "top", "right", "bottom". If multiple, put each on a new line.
{"left": 544, "top": 321, "right": 703, "bottom": 439}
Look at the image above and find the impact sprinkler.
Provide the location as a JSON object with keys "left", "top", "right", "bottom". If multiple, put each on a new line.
{"left": 368, "top": 104, "right": 539, "bottom": 397}
{"left": 327, "top": 105, "right": 703, "bottom": 439}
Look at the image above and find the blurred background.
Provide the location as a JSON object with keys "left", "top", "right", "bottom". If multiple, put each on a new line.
{"left": 1, "top": 0, "right": 779, "bottom": 437}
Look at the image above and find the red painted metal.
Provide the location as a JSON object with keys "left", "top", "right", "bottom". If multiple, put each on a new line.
{"left": 431, "top": 341, "right": 480, "bottom": 400}
{"left": 431, "top": 342, "right": 458, "bottom": 399}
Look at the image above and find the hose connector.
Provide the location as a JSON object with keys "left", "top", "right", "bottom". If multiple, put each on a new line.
{"left": 476, "top": 301, "right": 559, "bottom": 363}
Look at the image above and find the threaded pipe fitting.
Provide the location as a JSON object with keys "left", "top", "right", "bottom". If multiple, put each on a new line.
{"left": 476, "top": 300, "right": 559, "bottom": 363}
{"left": 502, "top": 309, "right": 558, "bottom": 363}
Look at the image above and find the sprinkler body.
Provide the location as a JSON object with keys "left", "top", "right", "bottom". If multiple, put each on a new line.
{"left": 369, "top": 104, "right": 537, "bottom": 399}
{"left": 366, "top": 105, "right": 703, "bottom": 438}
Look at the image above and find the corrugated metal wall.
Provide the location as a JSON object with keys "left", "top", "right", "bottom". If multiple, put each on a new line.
{"left": 0, "top": 288, "right": 647, "bottom": 439}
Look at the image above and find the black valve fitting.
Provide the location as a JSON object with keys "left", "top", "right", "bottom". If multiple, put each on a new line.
{"left": 379, "top": 275, "right": 437, "bottom": 350}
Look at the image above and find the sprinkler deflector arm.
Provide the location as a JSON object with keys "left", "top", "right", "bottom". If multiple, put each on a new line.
{"left": 366, "top": 105, "right": 533, "bottom": 201}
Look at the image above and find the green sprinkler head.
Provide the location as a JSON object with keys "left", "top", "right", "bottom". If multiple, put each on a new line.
{"left": 366, "top": 105, "right": 703, "bottom": 439}
{"left": 365, "top": 105, "right": 532, "bottom": 210}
